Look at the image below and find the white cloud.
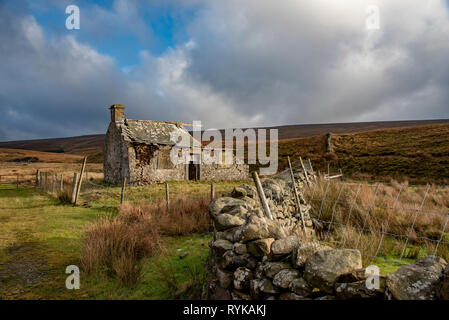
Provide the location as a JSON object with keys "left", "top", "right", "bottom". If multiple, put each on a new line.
{"left": 1, "top": 0, "right": 449, "bottom": 140}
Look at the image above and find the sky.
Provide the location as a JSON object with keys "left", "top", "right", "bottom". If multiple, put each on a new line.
{"left": 1, "top": 0, "right": 449, "bottom": 141}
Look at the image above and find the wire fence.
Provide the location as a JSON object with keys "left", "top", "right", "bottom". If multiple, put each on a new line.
{"left": 28, "top": 162, "right": 222, "bottom": 210}
{"left": 0, "top": 173, "right": 37, "bottom": 187}
{"left": 302, "top": 178, "right": 449, "bottom": 265}
{"left": 5, "top": 160, "right": 449, "bottom": 267}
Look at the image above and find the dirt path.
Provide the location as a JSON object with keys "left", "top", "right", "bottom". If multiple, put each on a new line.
{"left": 0, "top": 235, "right": 48, "bottom": 299}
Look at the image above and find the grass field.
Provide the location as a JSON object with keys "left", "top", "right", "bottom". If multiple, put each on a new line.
{"left": 0, "top": 182, "right": 244, "bottom": 300}
{"left": 3, "top": 175, "right": 441, "bottom": 300}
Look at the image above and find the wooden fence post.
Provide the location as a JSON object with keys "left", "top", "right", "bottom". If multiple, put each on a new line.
{"left": 60, "top": 173, "right": 64, "bottom": 192}
{"left": 307, "top": 159, "right": 315, "bottom": 181}
{"left": 39, "top": 172, "right": 43, "bottom": 189}
{"left": 74, "top": 157, "right": 87, "bottom": 205}
{"left": 299, "top": 157, "right": 310, "bottom": 185}
{"left": 36, "top": 170, "right": 40, "bottom": 186}
{"left": 120, "top": 177, "right": 127, "bottom": 204}
{"left": 252, "top": 171, "right": 273, "bottom": 220}
{"left": 52, "top": 174, "right": 56, "bottom": 194}
{"left": 16, "top": 175, "right": 19, "bottom": 189}
{"left": 44, "top": 172, "right": 48, "bottom": 192}
{"left": 288, "top": 156, "right": 307, "bottom": 234}
{"left": 165, "top": 182, "right": 170, "bottom": 210}
{"left": 210, "top": 183, "right": 215, "bottom": 201}
{"left": 71, "top": 173, "right": 78, "bottom": 204}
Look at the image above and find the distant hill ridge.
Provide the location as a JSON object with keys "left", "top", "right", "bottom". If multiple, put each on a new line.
{"left": 1, "top": 119, "right": 448, "bottom": 156}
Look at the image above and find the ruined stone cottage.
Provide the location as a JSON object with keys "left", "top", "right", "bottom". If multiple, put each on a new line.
{"left": 103, "top": 104, "right": 249, "bottom": 184}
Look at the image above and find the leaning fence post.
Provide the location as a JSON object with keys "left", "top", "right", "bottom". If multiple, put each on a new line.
{"left": 252, "top": 171, "right": 273, "bottom": 220}
{"left": 210, "top": 183, "right": 215, "bottom": 201}
{"left": 120, "top": 177, "right": 127, "bottom": 204}
{"left": 165, "top": 182, "right": 170, "bottom": 209}
{"left": 74, "top": 157, "right": 87, "bottom": 205}
{"left": 299, "top": 157, "right": 310, "bottom": 185}
{"left": 71, "top": 173, "right": 78, "bottom": 204}
{"left": 287, "top": 156, "right": 307, "bottom": 234}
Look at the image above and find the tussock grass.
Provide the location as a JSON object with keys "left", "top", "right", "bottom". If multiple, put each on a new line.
{"left": 306, "top": 178, "right": 449, "bottom": 264}
{"left": 80, "top": 195, "right": 212, "bottom": 286}
{"left": 57, "top": 187, "right": 72, "bottom": 205}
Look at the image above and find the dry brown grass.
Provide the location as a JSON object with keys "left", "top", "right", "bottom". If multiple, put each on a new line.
{"left": 122, "top": 196, "right": 212, "bottom": 236}
{"left": 80, "top": 213, "right": 161, "bottom": 286}
{"left": 0, "top": 148, "right": 83, "bottom": 163}
{"left": 333, "top": 124, "right": 449, "bottom": 185}
{"left": 57, "top": 186, "right": 73, "bottom": 205}
{"left": 249, "top": 123, "right": 449, "bottom": 184}
{"left": 80, "top": 195, "right": 212, "bottom": 286}
{"left": 305, "top": 178, "right": 449, "bottom": 263}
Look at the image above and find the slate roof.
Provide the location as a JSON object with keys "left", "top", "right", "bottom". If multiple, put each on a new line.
{"left": 118, "top": 119, "right": 199, "bottom": 148}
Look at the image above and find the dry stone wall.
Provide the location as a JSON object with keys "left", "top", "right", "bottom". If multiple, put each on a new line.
{"left": 202, "top": 170, "right": 449, "bottom": 300}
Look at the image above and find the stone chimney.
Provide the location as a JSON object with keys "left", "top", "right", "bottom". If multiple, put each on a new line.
{"left": 110, "top": 104, "right": 125, "bottom": 122}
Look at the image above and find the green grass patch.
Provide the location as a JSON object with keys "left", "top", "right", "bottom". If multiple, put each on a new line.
{"left": 0, "top": 182, "right": 225, "bottom": 299}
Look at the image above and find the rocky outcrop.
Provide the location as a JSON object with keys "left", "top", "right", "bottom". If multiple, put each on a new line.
{"left": 304, "top": 249, "right": 363, "bottom": 294}
{"left": 386, "top": 256, "right": 447, "bottom": 300}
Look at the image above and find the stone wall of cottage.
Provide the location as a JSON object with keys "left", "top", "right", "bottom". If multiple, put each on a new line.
{"left": 103, "top": 122, "right": 130, "bottom": 185}
{"left": 201, "top": 163, "right": 249, "bottom": 181}
{"left": 127, "top": 144, "right": 187, "bottom": 185}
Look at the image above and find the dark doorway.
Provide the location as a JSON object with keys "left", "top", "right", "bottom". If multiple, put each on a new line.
{"left": 188, "top": 162, "right": 199, "bottom": 180}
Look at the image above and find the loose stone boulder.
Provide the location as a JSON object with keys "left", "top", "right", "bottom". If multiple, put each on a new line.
{"left": 209, "top": 197, "right": 252, "bottom": 219}
{"left": 215, "top": 214, "right": 246, "bottom": 231}
{"left": 216, "top": 268, "right": 233, "bottom": 289}
{"left": 289, "top": 278, "right": 313, "bottom": 297}
{"left": 292, "top": 241, "right": 332, "bottom": 269}
{"left": 221, "top": 251, "right": 257, "bottom": 271}
{"left": 206, "top": 280, "right": 232, "bottom": 300}
{"left": 250, "top": 278, "right": 280, "bottom": 297}
{"left": 262, "top": 262, "right": 291, "bottom": 279}
{"left": 262, "top": 178, "right": 288, "bottom": 203}
{"left": 336, "top": 269, "right": 368, "bottom": 283}
{"left": 335, "top": 278, "right": 386, "bottom": 300}
{"left": 236, "top": 215, "right": 286, "bottom": 243}
{"left": 247, "top": 238, "right": 275, "bottom": 257}
{"left": 273, "top": 269, "right": 300, "bottom": 289}
{"left": 304, "top": 249, "right": 363, "bottom": 294}
{"left": 233, "top": 267, "right": 253, "bottom": 291}
{"left": 231, "top": 184, "right": 258, "bottom": 199}
{"left": 233, "top": 242, "right": 247, "bottom": 255}
{"left": 279, "top": 292, "right": 308, "bottom": 300}
{"left": 211, "top": 239, "right": 234, "bottom": 256}
{"left": 386, "top": 256, "right": 447, "bottom": 300}
{"left": 271, "top": 236, "right": 301, "bottom": 257}
{"left": 215, "top": 226, "right": 242, "bottom": 243}
{"left": 231, "top": 290, "right": 251, "bottom": 300}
